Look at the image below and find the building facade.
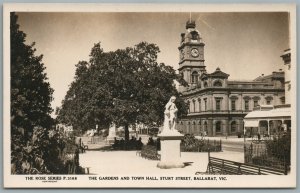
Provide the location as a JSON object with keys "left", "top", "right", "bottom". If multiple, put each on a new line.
{"left": 176, "top": 20, "right": 285, "bottom": 137}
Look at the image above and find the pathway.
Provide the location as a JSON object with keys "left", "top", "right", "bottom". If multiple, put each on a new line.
{"left": 79, "top": 150, "right": 244, "bottom": 175}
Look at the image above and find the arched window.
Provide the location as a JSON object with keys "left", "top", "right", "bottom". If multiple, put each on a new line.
{"left": 191, "top": 31, "right": 199, "bottom": 40}
{"left": 204, "top": 81, "right": 208, "bottom": 88}
{"left": 191, "top": 71, "right": 199, "bottom": 84}
{"left": 192, "top": 99, "right": 196, "bottom": 113}
{"left": 231, "top": 121, "right": 237, "bottom": 132}
{"left": 216, "top": 121, "right": 222, "bottom": 133}
{"left": 198, "top": 98, "right": 201, "bottom": 112}
{"left": 213, "top": 80, "right": 222, "bottom": 87}
{"left": 186, "top": 101, "right": 190, "bottom": 113}
{"left": 204, "top": 121, "right": 208, "bottom": 135}
{"left": 203, "top": 98, "right": 207, "bottom": 111}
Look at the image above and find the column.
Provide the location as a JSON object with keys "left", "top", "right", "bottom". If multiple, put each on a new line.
{"left": 212, "top": 120, "right": 216, "bottom": 136}
{"left": 224, "top": 94, "right": 229, "bottom": 111}
{"left": 224, "top": 119, "right": 229, "bottom": 136}
{"left": 267, "top": 119, "right": 270, "bottom": 136}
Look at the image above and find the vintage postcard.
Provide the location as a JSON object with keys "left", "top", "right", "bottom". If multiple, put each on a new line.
{"left": 3, "top": 3, "right": 297, "bottom": 188}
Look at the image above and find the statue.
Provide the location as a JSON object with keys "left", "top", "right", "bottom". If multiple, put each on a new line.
{"left": 162, "top": 96, "right": 178, "bottom": 133}
{"left": 157, "top": 96, "right": 184, "bottom": 169}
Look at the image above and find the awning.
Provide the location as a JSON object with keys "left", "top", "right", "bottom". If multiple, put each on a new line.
{"left": 244, "top": 107, "right": 291, "bottom": 119}
{"left": 244, "top": 120, "right": 259, "bottom": 127}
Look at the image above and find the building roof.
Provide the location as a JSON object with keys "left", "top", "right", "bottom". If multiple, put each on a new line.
{"left": 244, "top": 106, "right": 291, "bottom": 120}
{"left": 200, "top": 67, "right": 229, "bottom": 79}
{"left": 253, "top": 71, "right": 284, "bottom": 81}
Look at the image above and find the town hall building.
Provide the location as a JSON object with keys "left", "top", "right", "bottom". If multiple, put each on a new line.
{"left": 176, "top": 20, "right": 286, "bottom": 137}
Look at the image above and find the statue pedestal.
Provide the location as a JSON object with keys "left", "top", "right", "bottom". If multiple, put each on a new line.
{"left": 157, "top": 130, "right": 184, "bottom": 169}
{"left": 106, "top": 125, "right": 117, "bottom": 144}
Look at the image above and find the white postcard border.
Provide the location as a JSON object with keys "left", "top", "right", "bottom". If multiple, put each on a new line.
{"left": 3, "top": 3, "right": 297, "bottom": 188}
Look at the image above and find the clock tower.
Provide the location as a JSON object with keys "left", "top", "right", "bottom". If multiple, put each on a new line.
{"left": 178, "top": 20, "right": 206, "bottom": 86}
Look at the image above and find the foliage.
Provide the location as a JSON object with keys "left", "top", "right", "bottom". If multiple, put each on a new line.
{"left": 181, "top": 134, "right": 222, "bottom": 152}
{"left": 112, "top": 137, "right": 143, "bottom": 151}
{"left": 252, "top": 155, "right": 287, "bottom": 170}
{"left": 10, "top": 12, "right": 54, "bottom": 136}
{"left": 10, "top": 13, "right": 74, "bottom": 174}
{"left": 57, "top": 42, "right": 188, "bottom": 140}
{"left": 244, "top": 132, "right": 291, "bottom": 171}
{"left": 11, "top": 127, "right": 68, "bottom": 174}
{"left": 266, "top": 131, "right": 291, "bottom": 164}
{"left": 148, "top": 127, "right": 159, "bottom": 136}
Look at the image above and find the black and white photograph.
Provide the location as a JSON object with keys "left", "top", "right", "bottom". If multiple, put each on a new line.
{"left": 3, "top": 3, "right": 296, "bottom": 188}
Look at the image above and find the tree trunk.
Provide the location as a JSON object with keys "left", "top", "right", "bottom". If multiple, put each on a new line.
{"left": 124, "top": 124, "right": 129, "bottom": 141}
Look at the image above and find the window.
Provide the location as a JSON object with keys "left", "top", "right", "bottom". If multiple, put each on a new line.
{"left": 231, "top": 121, "right": 237, "bottom": 132}
{"left": 186, "top": 101, "right": 190, "bottom": 113}
{"left": 213, "top": 80, "right": 222, "bottom": 87}
{"left": 198, "top": 99, "right": 201, "bottom": 112}
{"left": 253, "top": 100, "right": 259, "bottom": 107}
{"left": 204, "top": 99, "right": 207, "bottom": 111}
{"left": 216, "top": 99, "right": 221, "bottom": 111}
{"left": 198, "top": 81, "right": 202, "bottom": 88}
{"left": 265, "top": 96, "right": 273, "bottom": 105}
{"left": 191, "top": 31, "right": 199, "bottom": 40}
{"left": 191, "top": 71, "right": 198, "bottom": 84}
{"left": 204, "top": 82, "right": 208, "bottom": 88}
{"left": 193, "top": 100, "right": 196, "bottom": 113}
{"left": 280, "top": 97, "right": 285, "bottom": 104}
{"left": 216, "top": 121, "right": 221, "bottom": 133}
{"left": 231, "top": 100, "right": 236, "bottom": 111}
{"left": 252, "top": 96, "right": 260, "bottom": 107}
{"left": 204, "top": 122, "right": 208, "bottom": 135}
{"left": 244, "top": 100, "right": 249, "bottom": 110}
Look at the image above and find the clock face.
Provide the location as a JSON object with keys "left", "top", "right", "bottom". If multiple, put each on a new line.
{"left": 191, "top": 48, "right": 199, "bottom": 57}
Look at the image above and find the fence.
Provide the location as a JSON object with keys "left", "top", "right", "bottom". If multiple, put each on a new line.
{"left": 76, "top": 136, "right": 104, "bottom": 145}
{"left": 207, "top": 150, "right": 287, "bottom": 175}
{"left": 244, "top": 142, "right": 289, "bottom": 174}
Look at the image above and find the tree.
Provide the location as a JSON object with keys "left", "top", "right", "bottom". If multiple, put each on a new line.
{"left": 10, "top": 12, "right": 54, "bottom": 136}
{"left": 10, "top": 13, "right": 68, "bottom": 174}
{"left": 57, "top": 42, "right": 188, "bottom": 140}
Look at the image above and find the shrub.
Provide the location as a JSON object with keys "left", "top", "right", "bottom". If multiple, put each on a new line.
{"left": 11, "top": 127, "right": 75, "bottom": 174}
{"left": 181, "top": 134, "right": 221, "bottom": 152}
{"left": 266, "top": 131, "right": 291, "bottom": 164}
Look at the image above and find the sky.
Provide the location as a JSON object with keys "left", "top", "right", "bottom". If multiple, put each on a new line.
{"left": 16, "top": 12, "right": 290, "bottom": 116}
